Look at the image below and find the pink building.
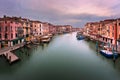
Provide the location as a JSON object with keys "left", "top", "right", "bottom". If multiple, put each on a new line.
{"left": 21, "top": 18, "right": 31, "bottom": 42}
{"left": 65, "top": 25, "right": 72, "bottom": 33}
{"left": 0, "top": 16, "right": 24, "bottom": 48}
{"left": 41, "top": 22, "right": 50, "bottom": 35}
{"left": 49, "top": 23, "right": 56, "bottom": 35}
{"left": 55, "top": 25, "right": 66, "bottom": 34}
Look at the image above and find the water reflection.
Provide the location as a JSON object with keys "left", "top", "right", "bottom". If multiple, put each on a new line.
{"left": 0, "top": 32, "right": 120, "bottom": 80}
{"left": 41, "top": 43, "right": 49, "bottom": 50}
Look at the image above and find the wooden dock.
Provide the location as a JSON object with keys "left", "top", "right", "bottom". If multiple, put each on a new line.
{"left": 3, "top": 52, "right": 19, "bottom": 64}
{"left": 0, "top": 43, "right": 25, "bottom": 64}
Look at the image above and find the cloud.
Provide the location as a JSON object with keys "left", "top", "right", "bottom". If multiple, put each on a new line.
{"left": 0, "top": 0, "right": 120, "bottom": 27}
{"left": 18, "top": 0, "right": 118, "bottom": 16}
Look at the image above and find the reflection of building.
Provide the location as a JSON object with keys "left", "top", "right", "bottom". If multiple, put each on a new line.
{"left": 0, "top": 15, "right": 24, "bottom": 48}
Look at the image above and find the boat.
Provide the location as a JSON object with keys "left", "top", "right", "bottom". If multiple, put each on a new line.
{"left": 77, "top": 35, "right": 85, "bottom": 40}
{"left": 76, "top": 32, "right": 82, "bottom": 37}
{"left": 41, "top": 38, "right": 50, "bottom": 43}
{"left": 99, "top": 50, "right": 118, "bottom": 58}
{"left": 48, "top": 34, "right": 53, "bottom": 39}
{"left": 76, "top": 32, "right": 85, "bottom": 40}
{"left": 40, "top": 36, "right": 51, "bottom": 43}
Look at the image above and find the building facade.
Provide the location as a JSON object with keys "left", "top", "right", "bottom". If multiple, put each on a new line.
{"left": 0, "top": 16, "right": 24, "bottom": 48}
{"left": 41, "top": 22, "right": 50, "bottom": 35}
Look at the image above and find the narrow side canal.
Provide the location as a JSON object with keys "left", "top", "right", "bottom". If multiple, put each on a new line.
{"left": 0, "top": 32, "right": 120, "bottom": 80}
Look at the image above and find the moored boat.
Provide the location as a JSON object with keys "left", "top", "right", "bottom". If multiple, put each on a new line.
{"left": 77, "top": 35, "right": 85, "bottom": 40}
{"left": 76, "top": 32, "right": 85, "bottom": 40}
{"left": 48, "top": 34, "right": 53, "bottom": 38}
{"left": 100, "top": 50, "right": 118, "bottom": 59}
{"left": 40, "top": 35, "right": 51, "bottom": 43}
{"left": 41, "top": 38, "right": 50, "bottom": 43}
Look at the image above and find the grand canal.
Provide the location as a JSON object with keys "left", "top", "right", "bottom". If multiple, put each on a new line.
{"left": 0, "top": 32, "right": 120, "bottom": 80}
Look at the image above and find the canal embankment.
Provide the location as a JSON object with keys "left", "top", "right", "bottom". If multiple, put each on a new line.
{"left": 0, "top": 33, "right": 70, "bottom": 64}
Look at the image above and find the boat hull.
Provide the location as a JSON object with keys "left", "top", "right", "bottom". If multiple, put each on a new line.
{"left": 77, "top": 36, "right": 85, "bottom": 40}
{"left": 100, "top": 50, "right": 118, "bottom": 59}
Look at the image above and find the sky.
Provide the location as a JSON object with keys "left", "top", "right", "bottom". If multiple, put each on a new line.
{"left": 0, "top": 0, "right": 120, "bottom": 27}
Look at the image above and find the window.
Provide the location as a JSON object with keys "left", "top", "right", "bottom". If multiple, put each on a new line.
{"left": 16, "top": 33, "right": 18, "bottom": 37}
{"left": 111, "top": 39, "right": 113, "bottom": 44}
{"left": 11, "top": 34, "right": 13, "bottom": 38}
{"left": 112, "top": 26, "right": 114, "bottom": 30}
{"left": 30, "top": 25, "right": 32, "bottom": 27}
{"left": 112, "top": 33, "right": 114, "bottom": 37}
{"left": 11, "top": 26, "right": 12, "bottom": 31}
{"left": 26, "top": 22, "right": 28, "bottom": 26}
{"left": 5, "top": 26, "right": 7, "bottom": 32}
{"left": 108, "top": 33, "right": 110, "bottom": 36}
{"left": 5, "top": 21, "right": 7, "bottom": 24}
{"left": 15, "top": 27, "right": 17, "bottom": 31}
{"left": 0, "top": 26, "right": 1, "bottom": 32}
{"left": 15, "top": 22, "right": 18, "bottom": 24}
{"left": 0, "top": 34, "right": 1, "bottom": 38}
{"left": 5, "top": 33, "right": 7, "bottom": 39}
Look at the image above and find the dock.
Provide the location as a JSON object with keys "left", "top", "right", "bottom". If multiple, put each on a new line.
{"left": 3, "top": 51, "right": 19, "bottom": 64}
{"left": 0, "top": 43, "right": 25, "bottom": 64}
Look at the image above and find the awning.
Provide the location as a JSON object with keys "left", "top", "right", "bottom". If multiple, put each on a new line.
{"left": 11, "top": 37, "right": 24, "bottom": 41}
{"left": 102, "top": 36, "right": 113, "bottom": 40}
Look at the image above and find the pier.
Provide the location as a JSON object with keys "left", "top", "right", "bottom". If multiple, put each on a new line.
{"left": 0, "top": 43, "right": 25, "bottom": 64}
{"left": 3, "top": 52, "right": 19, "bottom": 64}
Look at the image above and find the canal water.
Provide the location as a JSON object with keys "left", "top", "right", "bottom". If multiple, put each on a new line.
{"left": 0, "top": 32, "right": 120, "bottom": 80}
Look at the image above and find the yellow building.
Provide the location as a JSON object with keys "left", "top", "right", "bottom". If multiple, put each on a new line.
{"left": 21, "top": 18, "right": 31, "bottom": 42}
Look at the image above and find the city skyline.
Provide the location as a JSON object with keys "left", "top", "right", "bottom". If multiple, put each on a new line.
{"left": 0, "top": 0, "right": 120, "bottom": 27}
